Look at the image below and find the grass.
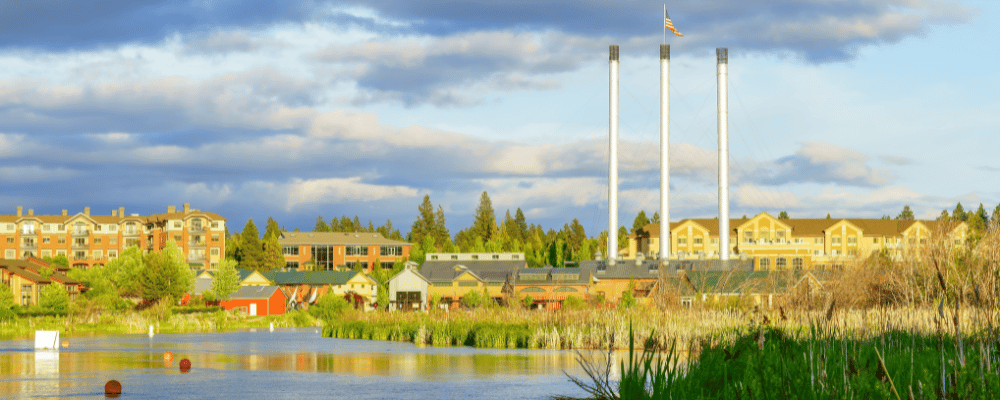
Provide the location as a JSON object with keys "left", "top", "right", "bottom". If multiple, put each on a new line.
{"left": 0, "top": 309, "right": 321, "bottom": 341}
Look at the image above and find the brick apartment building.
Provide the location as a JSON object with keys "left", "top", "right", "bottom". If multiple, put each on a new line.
{"left": 278, "top": 231, "right": 411, "bottom": 272}
{"left": 0, "top": 203, "right": 226, "bottom": 270}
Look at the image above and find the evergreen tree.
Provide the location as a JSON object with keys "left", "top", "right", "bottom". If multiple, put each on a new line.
{"left": 261, "top": 233, "right": 285, "bottom": 272}
{"left": 472, "top": 191, "right": 499, "bottom": 242}
{"left": 340, "top": 216, "right": 352, "bottom": 232}
{"left": 569, "top": 219, "right": 586, "bottom": 251}
{"left": 238, "top": 219, "right": 264, "bottom": 270}
{"left": 976, "top": 204, "right": 989, "bottom": 225}
{"left": 896, "top": 206, "right": 915, "bottom": 220}
{"left": 939, "top": 210, "right": 950, "bottom": 220}
{"left": 617, "top": 226, "right": 628, "bottom": 256}
{"left": 265, "top": 216, "right": 282, "bottom": 239}
{"left": 411, "top": 195, "right": 435, "bottom": 245}
{"left": 353, "top": 216, "right": 363, "bottom": 232}
{"left": 993, "top": 203, "right": 1000, "bottom": 227}
{"left": 314, "top": 216, "right": 330, "bottom": 232}
{"left": 212, "top": 259, "right": 240, "bottom": 301}
{"left": 953, "top": 203, "right": 966, "bottom": 221}
{"left": 514, "top": 208, "right": 528, "bottom": 243}
{"left": 650, "top": 212, "right": 660, "bottom": 224}
{"left": 434, "top": 205, "right": 451, "bottom": 248}
{"left": 367, "top": 220, "right": 375, "bottom": 233}
{"left": 0, "top": 284, "right": 15, "bottom": 321}
{"left": 826, "top": 213, "right": 831, "bottom": 219}
{"left": 225, "top": 232, "right": 241, "bottom": 262}
{"left": 778, "top": 211, "right": 789, "bottom": 219}
{"left": 578, "top": 239, "right": 593, "bottom": 261}
{"left": 632, "top": 210, "right": 650, "bottom": 234}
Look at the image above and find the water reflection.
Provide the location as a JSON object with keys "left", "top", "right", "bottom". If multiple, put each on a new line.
{"left": 0, "top": 329, "right": 593, "bottom": 399}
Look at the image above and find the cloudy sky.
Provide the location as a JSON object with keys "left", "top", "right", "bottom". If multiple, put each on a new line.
{"left": 1, "top": 0, "right": 997, "bottom": 237}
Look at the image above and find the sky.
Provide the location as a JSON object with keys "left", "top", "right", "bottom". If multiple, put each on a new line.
{"left": 1, "top": 0, "right": 997, "bottom": 238}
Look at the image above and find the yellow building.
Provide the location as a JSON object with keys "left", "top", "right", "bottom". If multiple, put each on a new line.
{"left": 627, "top": 212, "right": 967, "bottom": 270}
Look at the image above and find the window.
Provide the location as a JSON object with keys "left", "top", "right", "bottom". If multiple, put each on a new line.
{"left": 451, "top": 255, "right": 458, "bottom": 260}
{"left": 832, "top": 236, "right": 841, "bottom": 245}
{"left": 42, "top": 237, "right": 50, "bottom": 244}
{"left": 430, "top": 255, "right": 438, "bottom": 260}
{"left": 380, "top": 246, "right": 403, "bottom": 256}
{"left": 815, "top": 237, "right": 824, "bottom": 244}
{"left": 458, "top": 281, "right": 478, "bottom": 287}
{"left": 124, "top": 222, "right": 138, "bottom": 235}
{"left": 5, "top": 224, "right": 13, "bottom": 230}
{"left": 58, "top": 237, "right": 65, "bottom": 244}
{"left": 110, "top": 238, "right": 116, "bottom": 245}
{"left": 94, "top": 238, "right": 102, "bottom": 245}
{"left": 743, "top": 230, "right": 754, "bottom": 243}
{"left": 173, "top": 235, "right": 182, "bottom": 242}
{"left": 211, "top": 222, "right": 219, "bottom": 229}
{"left": 74, "top": 251, "right": 86, "bottom": 260}
{"left": 74, "top": 238, "right": 86, "bottom": 247}
{"left": 22, "top": 222, "right": 36, "bottom": 234}
{"left": 346, "top": 245, "right": 368, "bottom": 256}
{"left": 173, "top": 222, "right": 182, "bottom": 228}
{"left": 847, "top": 236, "right": 856, "bottom": 246}
{"left": 211, "top": 248, "right": 220, "bottom": 256}
{"left": 285, "top": 261, "right": 299, "bottom": 271}
{"left": 776, "top": 258, "right": 787, "bottom": 270}
{"left": 4, "top": 249, "right": 13, "bottom": 258}
{"left": 759, "top": 258, "right": 770, "bottom": 270}
{"left": 109, "top": 250, "right": 118, "bottom": 259}
{"left": 126, "top": 238, "right": 139, "bottom": 248}
{"left": 908, "top": 237, "right": 916, "bottom": 245}
{"left": 311, "top": 245, "right": 334, "bottom": 271}
{"left": 93, "top": 250, "right": 102, "bottom": 259}
{"left": 94, "top": 225, "right": 102, "bottom": 232}
{"left": 381, "top": 262, "right": 394, "bottom": 270}
{"left": 793, "top": 258, "right": 803, "bottom": 271}
{"left": 471, "top": 255, "right": 479, "bottom": 260}
{"left": 873, "top": 238, "right": 878, "bottom": 244}
{"left": 56, "top": 250, "right": 66, "bottom": 256}
{"left": 776, "top": 230, "right": 785, "bottom": 239}
{"left": 712, "top": 238, "right": 719, "bottom": 245}
{"left": 848, "top": 249, "right": 858, "bottom": 256}
{"left": 282, "top": 246, "right": 299, "bottom": 256}
{"left": 41, "top": 249, "right": 52, "bottom": 257}
{"left": 492, "top": 254, "right": 500, "bottom": 260}
{"left": 513, "top": 254, "right": 520, "bottom": 259}
{"left": 678, "top": 236, "right": 687, "bottom": 245}
{"left": 22, "top": 285, "right": 32, "bottom": 306}
{"left": 5, "top": 237, "right": 12, "bottom": 244}
{"left": 109, "top": 225, "right": 117, "bottom": 232}
{"left": 212, "top": 234, "right": 220, "bottom": 242}
{"left": 920, "top": 237, "right": 927, "bottom": 245}
{"left": 832, "top": 250, "right": 841, "bottom": 256}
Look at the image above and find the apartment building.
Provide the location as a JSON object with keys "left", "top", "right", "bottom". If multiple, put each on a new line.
{"left": 626, "top": 212, "right": 967, "bottom": 270}
{"left": 0, "top": 203, "right": 226, "bottom": 270}
{"left": 278, "top": 231, "right": 411, "bottom": 272}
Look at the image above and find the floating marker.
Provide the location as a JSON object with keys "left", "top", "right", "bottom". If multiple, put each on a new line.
{"left": 148, "top": 325, "right": 154, "bottom": 338}
{"left": 61, "top": 340, "right": 69, "bottom": 348}
{"left": 163, "top": 351, "right": 173, "bottom": 362}
{"left": 104, "top": 380, "right": 122, "bottom": 397}
{"left": 179, "top": 358, "right": 191, "bottom": 373}
{"left": 270, "top": 322, "right": 274, "bottom": 332}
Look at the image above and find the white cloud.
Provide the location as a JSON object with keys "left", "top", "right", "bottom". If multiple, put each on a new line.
{"left": 0, "top": 166, "right": 80, "bottom": 182}
{"left": 285, "top": 177, "right": 421, "bottom": 211}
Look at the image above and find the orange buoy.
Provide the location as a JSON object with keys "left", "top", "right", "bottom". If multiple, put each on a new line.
{"left": 163, "top": 351, "right": 174, "bottom": 361}
{"left": 61, "top": 340, "right": 69, "bottom": 348}
{"left": 104, "top": 379, "right": 122, "bottom": 397}
{"left": 179, "top": 358, "right": 191, "bottom": 373}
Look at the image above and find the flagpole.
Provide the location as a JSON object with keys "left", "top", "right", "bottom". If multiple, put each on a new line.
{"left": 663, "top": 4, "right": 666, "bottom": 44}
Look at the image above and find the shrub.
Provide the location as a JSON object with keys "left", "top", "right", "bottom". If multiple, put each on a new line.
{"left": 460, "top": 290, "right": 483, "bottom": 309}
{"left": 39, "top": 284, "right": 70, "bottom": 314}
{"left": 0, "top": 284, "right": 17, "bottom": 322}
{"left": 562, "top": 295, "right": 586, "bottom": 310}
{"left": 618, "top": 289, "right": 637, "bottom": 310}
{"left": 309, "top": 293, "right": 351, "bottom": 322}
{"left": 523, "top": 294, "right": 534, "bottom": 309}
{"left": 202, "top": 290, "right": 217, "bottom": 303}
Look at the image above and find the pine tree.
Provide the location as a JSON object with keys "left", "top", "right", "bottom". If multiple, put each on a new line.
{"left": 353, "top": 216, "right": 363, "bottom": 232}
{"left": 632, "top": 210, "right": 650, "bottom": 234}
{"left": 314, "top": 216, "right": 330, "bottom": 232}
{"left": 265, "top": 216, "right": 282, "bottom": 239}
{"left": 262, "top": 233, "right": 284, "bottom": 272}
{"left": 434, "top": 205, "right": 451, "bottom": 248}
{"left": 993, "top": 203, "right": 1000, "bottom": 227}
{"left": 239, "top": 219, "right": 264, "bottom": 270}
{"left": 939, "top": 210, "right": 950, "bottom": 220}
{"left": 650, "top": 212, "right": 660, "bottom": 224}
{"left": 140, "top": 240, "right": 193, "bottom": 302}
{"left": 340, "top": 216, "right": 352, "bottom": 232}
{"left": 514, "top": 208, "right": 528, "bottom": 243}
{"left": 953, "top": 203, "right": 966, "bottom": 221}
{"left": 896, "top": 206, "right": 914, "bottom": 220}
{"left": 976, "top": 204, "right": 989, "bottom": 225}
{"left": 569, "top": 219, "right": 586, "bottom": 252}
{"left": 778, "top": 211, "right": 789, "bottom": 219}
{"left": 826, "top": 213, "right": 831, "bottom": 219}
{"left": 411, "top": 195, "right": 435, "bottom": 245}
{"left": 367, "top": 220, "right": 375, "bottom": 233}
{"left": 472, "top": 191, "right": 499, "bottom": 242}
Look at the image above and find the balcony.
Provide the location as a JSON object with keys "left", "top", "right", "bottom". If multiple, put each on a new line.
{"left": 20, "top": 242, "right": 37, "bottom": 250}
{"left": 123, "top": 229, "right": 140, "bottom": 237}
{"left": 187, "top": 255, "right": 206, "bottom": 263}
{"left": 189, "top": 226, "right": 206, "bottom": 234}
{"left": 188, "top": 240, "right": 206, "bottom": 248}
{"left": 20, "top": 230, "right": 37, "bottom": 237}
{"left": 72, "top": 229, "right": 90, "bottom": 237}
{"left": 71, "top": 242, "right": 89, "bottom": 249}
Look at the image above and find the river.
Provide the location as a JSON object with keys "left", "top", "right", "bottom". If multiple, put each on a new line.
{"left": 0, "top": 328, "right": 603, "bottom": 399}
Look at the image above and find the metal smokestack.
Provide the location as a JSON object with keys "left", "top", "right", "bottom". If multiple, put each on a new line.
{"left": 659, "top": 44, "right": 670, "bottom": 262}
{"left": 608, "top": 45, "right": 619, "bottom": 265}
{"left": 717, "top": 48, "right": 730, "bottom": 261}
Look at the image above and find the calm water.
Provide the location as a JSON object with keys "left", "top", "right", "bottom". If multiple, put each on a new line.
{"left": 0, "top": 328, "right": 600, "bottom": 399}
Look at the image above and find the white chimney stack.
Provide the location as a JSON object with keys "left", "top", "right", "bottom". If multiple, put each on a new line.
{"left": 717, "top": 48, "right": 730, "bottom": 261}
{"left": 608, "top": 45, "right": 620, "bottom": 266}
{"left": 659, "top": 44, "right": 670, "bottom": 262}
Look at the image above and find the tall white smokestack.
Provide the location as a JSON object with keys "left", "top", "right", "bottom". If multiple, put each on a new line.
{"left": 659, "top": 44, "right": 670, "bottom": 262}
{"left": 608, "top": 45, "right": 619, "bottom": 265}
{"left": 717, "top": 48, "right": 730, "bottom": 261}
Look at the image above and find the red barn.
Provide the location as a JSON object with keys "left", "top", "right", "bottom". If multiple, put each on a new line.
{"left": 220, "top": 286, "right": 286, "bottom": 316}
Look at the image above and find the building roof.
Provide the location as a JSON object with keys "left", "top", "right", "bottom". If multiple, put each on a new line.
{"left": 0, "top": 206, "right": 225, "bottom": 225}
{"left": 0, "top": 259, "right": 79, "bottom": 285}
{"left": 262, "top": 270, "right": 361, "bottom": 285}
{"left": 635, "top": 214, "right": 958, "bottom": 239}
{"left": 514, "top": 266, "right": 593, "bottom": 286}
{"left": 419, "top": 260, "right": 524, "bottom": 283}
{"left": 578, "top": 259, "right": 754, "bottom": 280}
{"left": 387, "top": 267, "right": 430, "bottom": 284}
{"left": 229, "top": 285, "right": 283, "bottom": 300}
{"left": 279, "top": 231, "right": 410, "bottom": 246}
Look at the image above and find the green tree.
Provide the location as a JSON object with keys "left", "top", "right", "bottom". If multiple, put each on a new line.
{"left": 104, "top": 246, "right": 146, "bottom": 297}
{"left": 650, "top": 212, "right": 660, "bottom": 224}
{"left": 896, "top": 206, "right": 914, "bottom": 220}
{"left": 376, "top": 285, "right": 389, "bottom": 310}
{"left": 778, "top": 211, "right": 789, "bottom": 219}
{"left": 68, "top": 266, "right": 118, "bottom": 300}
{"left": 472, "top": 191, "right": 499, "bottom": 242}
{"left": 514, "top": 208, "right": 528, "bottom": 243}
{"left": 339, "top": 216, "right": 353, "bottom": 232}
{"left": 264, "top": 216, "right": 282, "bottom": 240}
{"left": 42, "top": 255, "right": 69, "bottom": 268}
{"left": 261, "top": 233, "right": 285, "bottom": 272}
{"left": 632, "top": 210, "right": 650, "bottom": 234}
{"left": 826, "top": 213, "right": 831, "bottom": 219}
{"left": 569, "top": 219, "right": 586, "bottom": 252}
{"left": 314, "top": 216, "right": 330, "bottom": 232}
{"left": 939, "top": 210, "right": 950, "bottom": 220}
{"left": 225, "top": 232, "right": 241, "bottom": 262}
{"left": 562, "top": 295, "right": 586, "bottom": 310}
{"left": 309, "top": 292, "right": 351, "bottom": 321}
{"left": 433, "top": 205, "right": 451, "bottom": 248}
{"left": 617, "top": 226, "right": 628, "bottom": 256}
{"left": 39, "top": 283, "right": 69, "bottom": 313}
{"left": 367, "top": 220, "right": 376, "bottom": 233}
{"left": 238, "top": 219, "right": 264, "bottom": 270}
{"left": 410, "top": 195, "right": 435, "bottom": 245}
{"left": 0, "top": 284, "right": 17, "bottom": 321}
{"left": 212, "top": 259, "right": 241, "bottom": 301}
{"left": 353, "top": 216, "right": 363, "bottom": 232}
{"left": 952, "top": 203, "right": 966, "bottom": 221}
{"left": 975, "top": 203, "right": 989, "bottom": 226}
{"left": 993, "top": 203, "right": 1000, "bottom": 228}
{"left": 461, "top": 289, "right": 482, "bottom": 309}
{"left": 140, "top": 241, "right": 194, "bottom": 302}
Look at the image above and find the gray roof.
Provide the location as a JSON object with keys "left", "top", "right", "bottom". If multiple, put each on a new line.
{"left": 229, "top": 285, "right": 283, "bottom": 300}
{"left": 515, "top": 266, "right": 593, "bottom": 286}
{"left": 279, "top": 231, "right": 410, "bottom": 246}
{"left": 579, "top": 259, "right": 754, "bottom": 279}
{"left": 193, "top": 276, "right": 213, "bottom": 295}
{"left": 419, "top": 260, "right": 524, "bottom": 283}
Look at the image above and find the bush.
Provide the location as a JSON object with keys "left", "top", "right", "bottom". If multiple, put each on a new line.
{"left": 202, "top": 290, "right": 217, "bottom": 303}
{"left": 618, "top": 289, "right": 637, "bottom": 310}
{"left": 523, "top": 294, "right": 534, "bottom": 309}
{"left": 562, "top": 295, "right": 586, "bottom": 310}
{"left": 0, "top": 284, "right": 16, "bottom": 322}
{"left": 39, "top": 284, "right": 69, "bottom": 314}
{"left": 460, "top": 290, "right": 483, "bottom": 309}
{"left": 309, "top": 293, "right": 351, "bottom": 322}
{"left": 171, "top": 305, "right": 224, "bottom": 314}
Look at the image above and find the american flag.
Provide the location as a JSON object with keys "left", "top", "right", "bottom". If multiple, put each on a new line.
{"left": 665, "top": 12, "right": 683, "bottom": 37}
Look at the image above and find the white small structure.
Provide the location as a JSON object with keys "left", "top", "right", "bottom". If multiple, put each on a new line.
{"left": 34, "top": 330, "right": 59, "bottom": 350}
{"left": 387, "top": 261, "right": 429, "bottom": 311}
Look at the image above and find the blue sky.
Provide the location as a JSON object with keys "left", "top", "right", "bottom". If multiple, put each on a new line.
{"left": 1, "top": 0, "right": 997, "bottom": 237}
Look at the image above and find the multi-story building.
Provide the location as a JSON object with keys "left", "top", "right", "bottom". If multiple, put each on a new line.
{"left": 278, "top": 231, "right": 411, "bottom": 272}
{"left": 626, "top": 212, "right": 967, "bottom": 270}
{"left": 0, "top": 203, "right": 226, "bottom": 270}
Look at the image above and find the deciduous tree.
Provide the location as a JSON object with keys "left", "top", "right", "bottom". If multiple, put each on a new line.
{"left": 140, "top": 241, "right": 194, "bottom": 302}
{"left": 40, "top": 283, "right": 69, "bottom": 313}
{"left": 212, "top": 259, "right": 240, "bottom": 301}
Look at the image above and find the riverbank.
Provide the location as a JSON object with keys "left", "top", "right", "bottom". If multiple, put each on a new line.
{"left": 322, "top": 306, "right": 996, "bottom": 350}
{"left": 0, "top": 309, "right": 320, "bottom": 340}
